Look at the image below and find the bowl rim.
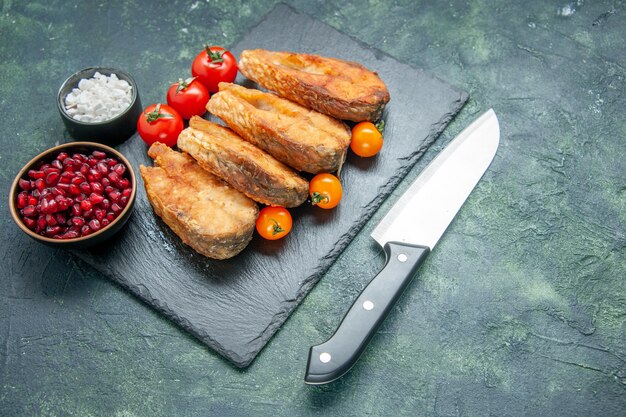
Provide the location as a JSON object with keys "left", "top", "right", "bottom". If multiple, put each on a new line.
{"left": 9, "top": 141, "right": 137, "bottom": 245}
{"left": 57, "top": 66, "right": 140, "bottom": 127}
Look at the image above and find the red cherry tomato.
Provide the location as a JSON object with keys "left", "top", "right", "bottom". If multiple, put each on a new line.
{"left": 166, "top": 77, "right": 209, "bottom": 119}
{"left": 137, "top": 103, "right": 184, "bottom": 147}
{"left": 256, "top": 206, "right": 292, "bottom": 240}
{"left": 191, "top": 45, "right": 238, "bottom": 93}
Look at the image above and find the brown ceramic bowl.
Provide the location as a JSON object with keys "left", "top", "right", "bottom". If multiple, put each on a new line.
{"left": 9, "top": 142, "right": 136, "bottom": 249}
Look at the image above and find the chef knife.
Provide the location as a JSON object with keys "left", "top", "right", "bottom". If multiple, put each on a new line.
{"left": 304, "top": 109, "right": 500, "bottom": 385}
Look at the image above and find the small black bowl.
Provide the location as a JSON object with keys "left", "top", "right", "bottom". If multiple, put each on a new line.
{"left": 9, "top": 142, "right": 137, "bottom": 249}
{"left": 57, "top": 67, "right": 142, "bottom": 146}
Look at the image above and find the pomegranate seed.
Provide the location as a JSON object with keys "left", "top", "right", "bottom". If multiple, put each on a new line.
{"left": 96, "top": 162, "right": 108, "bottom": 175}
{"left": 81, "top": 225, "right": 92, "bottom": 236}
{"left": 28, "top": 170, "right": 45, "bottom": 179}
{"left": 62, "top": 230, "right": 80, "bottom": 239}
{"left": 118, "top": 178, "right": 130, "bottom": 189}
{"left": 107, "top": 158, "right": 117, "bottom": 167}
{"left": 46, "top": 226, "right": 62, "bottom": 237}
{"left": 83, "top": 209, "right": 93, "bottom": 218}
{"left": 89, "top": 169, "right": 102, "bottom": 180}
{"left": 57, "top": 198, "right": 70, "bottom": 212}
{"left": 89, "top": 193, "right": 104, "bottom": 204}
{"left": 57, "top": 183, "right": 71, "bottom": 192}
{"left": 111, "top": 203, "right": 122, "bottom": 214}
{"left": 45, "top": 172, "right": 59, "bottom": 186}
{"left": 45, "top": 214, "right": 57, "bottom": 226}
{"left": 95, "top": 209, "right": 105, "bottom": 221}
{"left": 108, "top": 189, "right": 121, "bottom": 202}
{"left": 112, "top": 164, "right": 126, "bottom": 176}
{"left": 35, "top": 178, "right": 45, "bottom": 191}
{"left": 101, "top": 199, "right": 111, "bottom": 210}
{"left": 80, "top": 200, "right": 92, "bottom": 211}
{"left": 44, "top": 167, "right": 60, "bottom": 175}
{"left": 92, "top": 150, "right": 106, "bottom": 159}
{"left": 102, "top": 219, "right": 110, "bottom": 227}
{"left": 78, "top": 182, "right": 90, "bottom": 194}
{"left": 22, "top": 205, "right": 36, "bottom": 217}
{"left": 90, "top": 182, "right": 104, "bottom": 194}
{"left": 101, "top": 177, "right": 111, "bottom": 187}
{"left": 51, "top": 186, "right": 65, "bottom": 197}
{"left": 88, "top": 219, "right": 101, "bottom": 231}
{"left": 69, "top": 184, "right": 80, "bottom": 195}
{"left": 27, "top": 195, "right": 38, "bottom": 206}
{"left": 71, "top": 176, "right": 84, "bottom": 185}
{"left": 108, "top": 172, "right": 120, "bottom": 184}
{"left": 19, "top": 178, "right": 31, "bottom": 190}
{"left": 119, "top": 196, "right": 129, "bottom": 207}
{"left": 37, "top": 216, "right": 47, "bottom": 230}
{"left": 55, "top": 213, "right": 67, "bottom": 225}
{"left": 63, "top": 157, "right": 76, "bottom": 167}
{"left": 87, "top": 156, "right": 97, "bottom": 166}
{"left": 71, "top": 204, "right": 81, "bottom": 217}
{"left": 17, "top": 192, "right": 27, "bottom": 208}
{"left": 75, "top": 194, "right": 84, "bottom": 202}
{"left": 79, "top": 163, "right": 89, "bottom": 175}
{"left": 71, "top": 216, "right": 85, "bottom": 227}
{"left": 104, "top": 186, "right": 115, "bottom": 194}
{"left": 73, "top": 153, "right": 85, "bottom": 163}
{"left": 122, "top": 188, "right": 132, "bottom": 198}
{"left": 51, "top": 159, "right": 63, "bottom": 170}
{"left": 23, "top": 217, "right": 36, "bottom": 229}
{"left": 106, "top": 212, "right": 115, "bottom": 221}
{"left": 57, "top": 152, "right": 68, "bottom": 161}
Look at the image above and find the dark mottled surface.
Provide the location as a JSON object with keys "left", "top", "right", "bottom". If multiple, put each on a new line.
{"left": 72, "top": 4, "right": 466, "bottom": 368}
{"left": 1, "top": 1, "right": 625, "bottom": 416}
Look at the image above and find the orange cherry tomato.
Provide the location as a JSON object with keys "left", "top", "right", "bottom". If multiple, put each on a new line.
{"left": 309, "top": 173, "right": 342, "bottom": 209}
{"left": 256, "top": 206, "right": 292, "bottom": 240}
{"left": 350, "top": 121, "right": 384, "bottom": 157}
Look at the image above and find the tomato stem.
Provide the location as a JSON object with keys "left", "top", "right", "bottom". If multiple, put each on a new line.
{"left": 175, "top": 77, "right": 196, "bottom": 94}
{"left": 145, "top": 103, "right": 174, "bottom": 123}
{"left": 205, "top": 45, "right": 225, "bottom": 63}
{"left": 270, "top": 218, "right": 284, "bottom": 235}
{"left": 375, "top": 120, "right": 385, "bottom": 134}
{"left": 310, "top": 192, "right": 329, "bottom": 206}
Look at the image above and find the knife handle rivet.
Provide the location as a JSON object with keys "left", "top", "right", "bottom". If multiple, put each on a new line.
{"left": 398, "top": 254, "right": 408, "bottom": 262}
{"left": 363, "top": 300, "right": 374, "bottom": 311}
{"left": 319, "top": 352, "right": 332, "bottom": 363}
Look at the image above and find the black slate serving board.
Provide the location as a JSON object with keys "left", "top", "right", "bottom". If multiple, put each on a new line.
{"left": 75, "top": 3, "right": 468, "bottom": 368}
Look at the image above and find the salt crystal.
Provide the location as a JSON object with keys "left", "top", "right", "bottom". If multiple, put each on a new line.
{"left": 64, "top": 72, "right": 133, "bottom": 123}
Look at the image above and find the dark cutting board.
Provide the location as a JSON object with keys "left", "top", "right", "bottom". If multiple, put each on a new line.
{"left": 74, "top": 3, "right": 468, "bottom": 368}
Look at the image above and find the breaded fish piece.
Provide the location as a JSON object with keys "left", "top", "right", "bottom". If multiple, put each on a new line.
{"left": 178, "top": 117, "right": 308, "bottom": 207}
{"left": 207, "top": 82, "right": 351, "bottom": 174}
{"left": 238, "top": 49, "right": 390, "bottom": 122}
{"left": 140, "top": 143, "right": 258, "bottom": 259}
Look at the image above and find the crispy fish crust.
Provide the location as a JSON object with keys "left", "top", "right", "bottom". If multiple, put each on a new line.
{"left": 207, "top": 82, "right": 351, "bottom": 174}
{"left": 139, "top": 143, "right": 258, "bottom": 260}
{"left": 178, "top": 117, "right": 309, "bottom": 207}
{"left": 238, "top": 49, "right": 390, "bottom": 122}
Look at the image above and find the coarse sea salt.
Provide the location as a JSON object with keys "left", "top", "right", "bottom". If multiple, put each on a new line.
{"left": 64, "top": 72, "right": 132, "bottom": 123}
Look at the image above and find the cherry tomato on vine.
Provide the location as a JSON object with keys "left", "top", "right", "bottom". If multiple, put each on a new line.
{"left": 137, "top": 103, "right": 184, "bottom": 147}
{"left": 191, "top": 45, "right": 238, "bottom": 93}
{"left": 166, "top": 77, "right": 209, "bottom": 119}
{"left": 256, "top": 206, "right": 293, "bottom": 240}
{"left": 350, "top": 121, "right": 384, "bottom": 157}
{"left": 309, "top": 173, "right": 342, "bottom": 209}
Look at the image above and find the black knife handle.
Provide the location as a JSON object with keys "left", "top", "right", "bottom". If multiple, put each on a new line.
{"left": 304, "top": 241, "right": 430, "bottom": 385}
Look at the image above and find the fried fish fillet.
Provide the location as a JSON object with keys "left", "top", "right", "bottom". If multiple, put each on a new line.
{"left": 177, "top": 117, "right": 309, "bottom": 207}
{"left": 207, "top": 82, "right": 351, "bottom": 174}
{"left": 140, "top": 143, "right": 258, "bottom": 259}
{"left": 238, "top": 49, "right": 390, "bottom": 122}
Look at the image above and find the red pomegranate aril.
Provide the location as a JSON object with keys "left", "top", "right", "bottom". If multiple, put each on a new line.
{"left": 101, "top": 177, "right": 111, "bottom": 188}
{"left": 37, "top": 216, "right": 47, "bottom": 230}
{"left": 57, "top": 199, "right": 71, "bottom": 212}
{"left": 45, "top": 214, "right": 57, "bottom": 226}
{"left": 87, "top": 156, "right": 97, "bottom": 166}
{"left": 80, "top": 163, "right": 89, "bottom": 175}
{"left": 23, "top": 217, "right": 36, "bottom": 229}
{"left": 108, "top": 172, "right": 120, "bottom": 184}
{"left": 62, "top": 230, "right": 80, "bottom": 239}
{"left": 71, "top": 216, "right": 85, "bottom": 227}
{"left": 78, "top": 182, "right": 91, "bottom": 194}
{"left": 28, "top": 170, "right": 45, "bottom": 179}
{"left": 68, "top": 184, "right": 80, "bottom": 195}
{"left": 17, "top": 192, "right": 27, "bottom": 208}
{"left": 32, "top": 189, "right": 40, "bottom": 198}
{"left": 101, "top": 199, "right": 111, "bottom": 210}
{"left": 71, "top": 203, "right": 81, "bottom": 217}
{"left": 73, "top": 153, "right": 85, "bottom": 163}
{"left": 102, "top": 219, "right": 110, "bottom": 227}
{"left": 19, "top": 178, "right": 31, "bottom": 190}
{"left": 90, "top": 182, "right": 104, "bottom": 194}
{"left": 111, "top": 203, "right": 122, "bottom": 214}
{"left": 88, "top": 219, "right": 101, "bottom": 231}
{"left": 46, "top": 226, "right": 62, "bottom": 237}
{"left": 106, "top": 212, "right": 115, "bottom": 221}
{"left": 45, "top": 171, "right": 60, "bottom": 186}
{"left": 57, "top": 182, "right": 71, "bottom": 192}
{"left": 27, "top": 195, "right": 38, "bottom": 206}
{"left": 94, "top": 209, "right": 105, "bottom": 221}
{"left": 43, "top": 167, "right": 60, "bottom": 175}
{"left": 83, "top": 209, "right": 93, "bottom": 218}
{"left": 92, "top": 150, "right": 106, "bottom": 159}
{"left": 122, "top": 188, "right": 132, "bottom": 198}
{"left": 57, "top": 152, "right": 68, "bottom": 161}
{"left": 104, "top": 185, "right": 115, "bottom": 194}
{"left": 108, "top": 189, "right": 121, "bottom": 202}
{"left": 107, "top": 158, "right": 117, "bottom": 167}
{"left": 112, "top": 163, "right": 125, "bottom": 176}
{"left": 71, "top": 176, "right": 84, "bottom": 185}
{"left": 118, "top": 178, "right": 130, "bottom": 189}
{"left": 55, "top": 213, "right": 67, "bottom": 225}
{"left": 96, "top": 162, "right": 109, "bottom": 175}
{"left": 81, "top": 225, "right": 92, "bottom": 236}
{"left": 119, "top": 196, "right": 128, "bottom": 207}
{"left": 89, "top": 193, "right": 104, "bottom": 204}
{"left": 80, "top": 200, "right": 92, "bottom": 211}
{"left": 35, "top": 178, "right": 45, "bottom": 191}
{"left": 75, "top": 194, "right": 84, "bottom": 202}
{"left": 22, "top": 205, "right": 36, "bottom": 217}
{"left": 51, "top": 159, "right": 63, "bottom": 170}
